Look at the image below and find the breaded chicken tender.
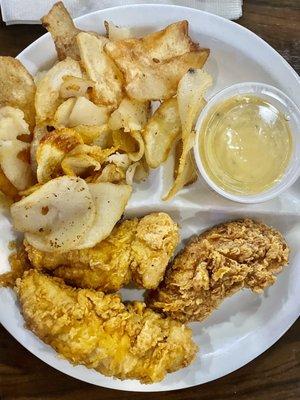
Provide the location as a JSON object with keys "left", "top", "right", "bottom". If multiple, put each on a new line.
{"left": 24, "top": 212, "right": 179, "bottom": 292}
{"left": 16, "top": 270, "right": 197, "bottom": 383}
{"left": 147, "top": 219, "right": 289, "bottom": 323}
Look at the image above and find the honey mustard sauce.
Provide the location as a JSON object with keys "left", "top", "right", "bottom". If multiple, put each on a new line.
{"left": 199, "top": 95, "right": 292, "bottom": 195}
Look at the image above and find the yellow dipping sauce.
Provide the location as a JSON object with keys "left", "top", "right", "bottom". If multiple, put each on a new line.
{"left": 199, "top": 95, "right": 292, "bottom": 195}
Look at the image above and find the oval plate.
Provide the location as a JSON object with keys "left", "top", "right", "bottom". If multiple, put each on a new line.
{"left": 0, "top": 4, "right": 299, "bottom": 392}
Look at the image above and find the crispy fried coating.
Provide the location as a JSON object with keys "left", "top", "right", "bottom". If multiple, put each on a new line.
{"left": 24, "top": 212, "right": 179, "bottom": 292}
{"left": 147, "top": 219, "right": 289, "bottom": 323}
{"left": 16, "top": 270, "right": 197, "bottom": 383}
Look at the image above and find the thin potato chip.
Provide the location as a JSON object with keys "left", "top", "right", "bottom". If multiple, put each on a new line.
{"left": 104, "top": 21, "right": 135, "bottom": 41}
{"left": 42, "top": 2, "right": 81, "bottom": 60}
{"left": 0, "top": 167, "right": 19, "bottom": 200}
{"left": 60, "top": 75, "right": 94, "bottom": 99}
{"left": 174, "top": 139, "right": 197, "bottom": 186}
{"left": 108, "top": 98, "right": 150, "bottom": 132}
{"left": 12, "top": 176, "right": 96, "bottom": 252}
{"left": 112, "top": 130, "right": 137, "bottom": 153}
{"left": 88, "top": 164, "right": 125, "bottom": 183}
{"left": 72, "top": 125, "right": 104, "bottom": 144}
{"left": 107, "top": 153, "right": 132, "bottom": 169}
{"left": 61, "top": 154, "right": 101, "bottom": 176}
{"left": 53, "top": 98, "right": 77, "bottom": 127}
{"left": 30, "top": 124, "right": 49, "bottom": 174}
{"left": 68, "top": 96, "right": 109, "bottom": 127}
{"left": 77, "top": 182, "right": 132, "bottom": 249}
{"left": 125, "top": 51, "right": 209, "bottom": 101}
{"left": 77, "top": 32, "right": 123, "bottom": 108}
{"left": 112, "top": 130, "right": 144, "bottom": 162}
{"left": 164, "top": 69, "right": 212, "bottom": 200}
{"left": 0, "top": 57, "right": 36, "bottom": 130}
{"left": 35, "top": 58, "right": 82, "bottom": 123}
{"left": 143, "top": 98, "right": 181, "bottom": 168}
{"left": 105, "top": 21, "right": 209, "bottom": 101}
{"left": 36, "top": 128, "right": 83, "bottom": 183}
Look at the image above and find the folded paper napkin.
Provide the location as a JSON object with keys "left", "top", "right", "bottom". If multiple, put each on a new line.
{"left": 1, "top": 0, "right": 243, "bottom": 24}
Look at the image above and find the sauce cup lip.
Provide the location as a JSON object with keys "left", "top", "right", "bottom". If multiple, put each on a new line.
{"left": 193, "top": 82, "right": 300, "bottom": 204}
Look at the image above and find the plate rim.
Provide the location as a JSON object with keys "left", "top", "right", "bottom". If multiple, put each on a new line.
{"left": 0, "top": 3, "right": 299, "bottom": 392}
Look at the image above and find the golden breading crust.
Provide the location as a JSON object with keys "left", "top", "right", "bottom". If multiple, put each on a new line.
{"left": 24, "top": 212, "right": 179, "bottom": 292}
{"left": 147, "top": 219, "right": 289, "bottom": 323}
{"left": 16, "top": 270, "right": 197, "bottom": 384}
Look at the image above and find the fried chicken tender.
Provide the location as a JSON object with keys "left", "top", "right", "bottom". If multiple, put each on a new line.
{"left": 147, "top": 219, "right": 289, "bottom": 323}
{"left": 24, "top": 212, "right": 179, "bottom": 292}
{"left": 16, "top": 270, "right": 197, "bottom": 383}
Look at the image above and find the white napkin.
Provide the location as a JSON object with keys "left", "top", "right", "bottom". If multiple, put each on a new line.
{"left": 1, "top": 0, "right": 243, "bottom": 25}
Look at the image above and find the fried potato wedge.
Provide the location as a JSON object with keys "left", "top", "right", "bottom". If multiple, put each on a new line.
{"left": 77, "top": 32, "right": 123, "bottom": 108}
{"left": 143, "top": 98, "right": 181, "bottom": 168}
{"left": 164, "top": 69, "right": 212, "bottom": 200}
{"left": 42, "top": 1, "right": 81, "bottom": 60}
{"left": 109, "top": 98, "right": 150, "bottom": 132}
{"left": 60, "top": 75, "right": 94, "bottom": 99}
{"left": 35, "top": 58, "right": 82, "bottom": 123}
{"left": 36, "top": 128, "right": 83, "bottom": 183}
{"left": 0, "top": 57, "right": 36, "bottom": 130}
{"left": 11, "top": 176, "right": 96, "bottom": 252}
{"left": 77, "top": 182, "right": 132, "bottom": 249}
{"left": 104, "top": 21, "right": 135, "bottom": 41}
{"left": 105, "top": 21, "right": 209, "bottom": 101}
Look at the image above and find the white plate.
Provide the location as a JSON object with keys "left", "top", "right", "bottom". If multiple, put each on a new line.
{"left": 0, "top": 4, "right": 300, "bottom": 392}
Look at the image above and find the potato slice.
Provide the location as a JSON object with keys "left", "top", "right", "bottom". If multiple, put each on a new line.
{"left": 143, "top": 98, "right": 181, "bottom": 168}
{"left": 60, "top": 75, "right": 94, "bottom": 99}
{"left": 72, "top": 125, "right": 106, "bottom": 145}
{"left": 109, "top": 98, "right": 150, "bottom": 132}
{"left": 0, "top": 167, "right": 19, "bottom": 200}
{"left": 61, "top": 144, "right": 116, "bottom": 177}
{"left": 112, "top": 130, "right": 144, "bottom": 162}
{"left": 30, "top": 124, "right": 49, "bottom": 174}
{"left": 36, "top": 128, "right": 83, "bottom": 183}
{"left": 125, "top": 51, "right": 209, "bottom": 101}
{"left": 0, "top": 141, "right": 32, "bottom": 191}
{"left": 88, "top": 164, "right": 126, "bottom": 184}
{"left": 164, "top": 69, "right": 212, "bottom": 200}
{"left": 0, "top": 107, "right": 33, "bottom": 191}
{"left": 42, "top": 2, "right": 81, "bottom": 60}
{"left": 0, "top": 57, "right": 36, "bottom": 130}
{"left": 11, "top": 176, "right": 96, "bottom": 252}
{"left": 104, "top": 21, "right": 135, "bottom": 41}
{"left": 35, "top": 57, "right": 82, "bottom": 123}
{"left": 107, "top": 152, "right": 132, "bottom": 169}
{"left": 77, "top": 182, "right": 132, "bottom": 249}
{"left": 68, "top": 96, "right": 109, "bottom": 127}
{"left": 105, "top": 21, "right": 209, "bottom": 101}
{"left": 174, "top": 139, "right": 197, "bottom": 186}
{"left": 77, "top": 32, "right": 123, "bottom": 108}
{"left": 53, "top": 98, "right": 77, "bottom": 127}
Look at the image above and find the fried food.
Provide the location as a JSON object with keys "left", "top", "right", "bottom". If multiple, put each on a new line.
{"left": 147, "top": 219, "right": 289, "bottom": 323}
{"left": 41, "top": 1, "right": 81, "bottom": 60}
{"left": 25, "top": 212, "right": 179, "bottom": 292}
{"left": 105, "top": 21, "right": 209, "bottom": 101}
{"left": 77, "top": 32, "right": 123, "bottom": 108}
{"left": 16, "top": 270, "right": 197, "bottom": 383}
{"left": 0, "top": 57, "right": 36, "bottom": 130}
{"left": 143, "top": 98, "right": 181, "bottom": 169}
{"left": 163, "top": 69, "right": 212, "bottom": 200}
